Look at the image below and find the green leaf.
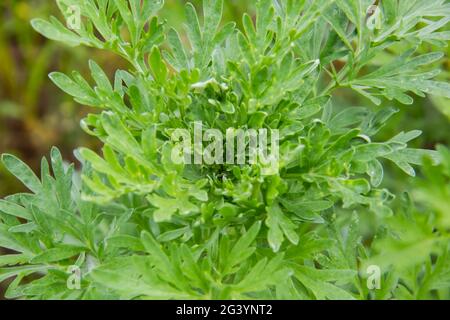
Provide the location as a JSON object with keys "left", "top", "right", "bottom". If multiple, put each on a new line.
{"left": 31, "top": 246, "right": 85, "bottom": 264}
{"left": 157, "top": 227, "right": 190, "bottom": 242}
{"left": 149, "top": 46, "right": 168, "bottom": 82}
{"left": 353, "top": 143, "right": 393, "bottom": 162}
{"left": 384, "top": 148, "right": 442, "bottom": 176}
{"left": 31, "top": 18, "right": 82, "bottom": 47}
{"left": 293, "top": 266, "right": 356, "bottom": 300}
{"left": 107, "top": 235, "right": 145, "bottom": 251}
{"left": 167, "top": 29, "right": 189, "bottom": 70}
{"left": 89, "top": 60, "right": 113, "bottom": 93}
{"left": 323, "top": 6, "right": 353, "bottom": 50}
{"left": 185, "top": 3, "right": 202, "bottom": 53}
{"left": 0, "top": 200, "right": 31, "bottom": 220}
{"left": 1, "top": 154, "right": 42, "bottom": 194}
{"left": 367, "top": 159, "right": 384, "bottom": 187}
{"left": 0, "top": 265, "right": 49, "bottom": 283}
{"left": 223, "top": 222, "right": 261, "bottom": 274}
{"left": 266, "top": 203, "right": 299, "bottom": 252}
{"left": 49, "top": 72, "right": 87, "bottom": 99}
{"left": 203, "top": 0, "right": 224, "bottom": 41}
{"left": 0, "top": 254, "right": 31, "bottom": 267}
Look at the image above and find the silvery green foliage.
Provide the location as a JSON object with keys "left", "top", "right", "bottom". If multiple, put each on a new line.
{"left": 0, "top": 0, "right": 449, "bottom": 299}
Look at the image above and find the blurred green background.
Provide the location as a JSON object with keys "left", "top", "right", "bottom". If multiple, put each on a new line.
{"left": 0, "top": 0, "right": 449, "bottom": 299}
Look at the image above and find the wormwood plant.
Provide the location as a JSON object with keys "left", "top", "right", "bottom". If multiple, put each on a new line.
{"left": 0, "top": 0, "right": 449, "bottom": 300}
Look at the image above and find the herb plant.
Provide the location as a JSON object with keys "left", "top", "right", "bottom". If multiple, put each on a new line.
{"left": 0, "top": 0, "right": 449, "bottom": 300}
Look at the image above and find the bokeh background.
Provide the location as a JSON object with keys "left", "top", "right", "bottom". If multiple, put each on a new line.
{"left": 0, "top": 0, "right": 449, "bottom": 299}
